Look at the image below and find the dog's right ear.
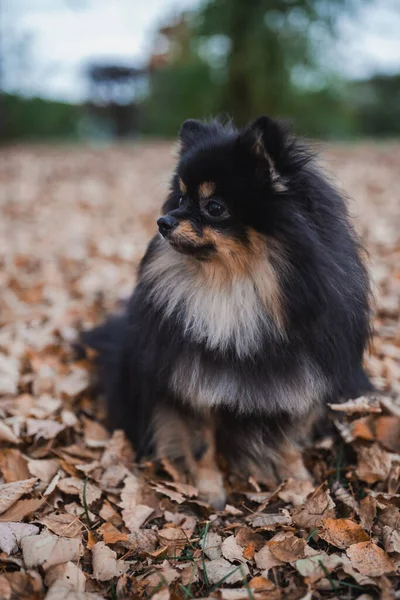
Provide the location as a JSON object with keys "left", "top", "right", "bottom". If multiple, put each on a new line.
{"left": 179, "top": 119, "right": 208, "bottom": 153}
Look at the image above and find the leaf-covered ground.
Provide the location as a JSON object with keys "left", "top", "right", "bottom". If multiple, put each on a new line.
{"left": 0, "top": 142, "right": 399, "bottom": 600}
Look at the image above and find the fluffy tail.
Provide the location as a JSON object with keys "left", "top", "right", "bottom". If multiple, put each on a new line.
{"left": 81, "top": 314, "right": 154, "bottom": 458}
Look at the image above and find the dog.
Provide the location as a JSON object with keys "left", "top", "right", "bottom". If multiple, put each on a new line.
{"left": 83, "top": 116, "right": 372, "bottom": 509}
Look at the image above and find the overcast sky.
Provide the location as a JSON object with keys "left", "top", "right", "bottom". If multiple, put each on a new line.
{"left": 2, "top": 0, "right": 400, "bottom": 102}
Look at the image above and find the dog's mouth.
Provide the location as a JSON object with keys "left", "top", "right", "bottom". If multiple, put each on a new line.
{"left": 157, "top": 217, "right": 215, "bottom": 259}
{"left": 164, "top": 234, "right": 215, "bottom": 259}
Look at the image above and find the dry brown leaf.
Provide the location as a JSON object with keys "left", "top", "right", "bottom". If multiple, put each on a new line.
{"left": 291, "top": 489, "right": 336, "bottom": 530}
{"left": 164, "top": 510, "right": 197, "bottom": 533}
{"left": 295, "top": 551, "right": 343, "bottom": 583}
{"left": 0, "top": 478, "right": 37, "bottom": 515}
{"left": 0, "top": 353, "right": 19, "bottom": 395}
{"left": 57, "top": 476, "right": 102, "bottom": 506}
{"left": 277, "top": 478, "right": 315, "bottom": 506}
{"left": 92, "top": 541, "right": 127, "bottom": 581}
{"left": 152, "top": 482, "right": 186, "bottom": 504}
{"left": 235, "top": 528, "right": 265, "bottom": 552}
{"left": 0, "top": 421, "right": 19, "bottom": 444}
{"left": 39, "top": 513, "right": 83, "bottom": 538}
{"left": 375, "top": 416, "right": 400, "bottom": 452}
{"left": 0, "top": 497, "right": 46, "bottom": 522}
{"left": 202, "top": 558, "right": 249, "bottom": 585}
{"left": 122, "top": 504, "right": 154, "bottom": 533}
{"left": 21, "top": 531, "right": 82, "bottom": 570}
{"left": 98, "top": 521, "right": 129, "bottom": 544}
{"left": 200, "top": 531, "right": 222, "bottom": 560}
{"left": 329, "top": 396, "right": 382, "bottom": 414}
{"left": 351, "top": 417, "right": 375, "bottom": 441}
{"left": 0, "top": 570, "right": 43, "bottom": 600}
{"left": 26, "top": 418, "right": 66, "bottom": 440}
{"left": 331, "top": 481, "right": 359, "bottom": 513}
{"left": 127, "top": 530, "right": 158, "bottom": 553}
{"left": 382, "top": 526, "right": 400, "bottom": 553}
{"left": 346, "top": 541, "right": 396, "bottom": 576}
{"left": 267, "top": 531, "right": 306, "bottom": 562}
{"left": 356, "top": 443, "right": 392, "bottom": 483}
{"left": 0, "top": 449, "right": 30, "bottom": 482}
{"left": 247, "top": 509, "right": 292, "bottom": 529}
{"left": 100, "top": 429, "right": 134, "bottom": 468}
{"left": 318, "top": 518, "right": 370, "bottom": 549}
{"left": 27, "top": 458, "right": 60, "bottom": 483}
{"left": 119, "top": 473, "right": 154, "bottom": 532}
{"left": 0, "top": 522, "right": 39, "bottom": 554}
{"left": 98, "top": 464, "right": 129, "bottom": 490}
{"left": 221, "top": 535, "right": 246, "bottom": 563}
{"left": 57, "top": 367, "right": 89, "bottom": 398}
{"left": 45, "top": 561, "right": 86, "bottom": 592}
{"left": 83, "top": 417, "right": 109, "bottom": 448}
{"left": 359, "top": 495, "right": 377, "bottom": 530}
{"left": 254, "top": 545, "right": 285, "bottom": 572}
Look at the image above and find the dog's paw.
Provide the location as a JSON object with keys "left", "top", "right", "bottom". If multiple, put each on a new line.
{"left": 196, "top": 467, "right": 226, "bottom": 510}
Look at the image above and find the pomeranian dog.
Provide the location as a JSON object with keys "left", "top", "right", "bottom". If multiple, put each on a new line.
{"left": 83, "top": 116, "right": 372, "bottom": 508}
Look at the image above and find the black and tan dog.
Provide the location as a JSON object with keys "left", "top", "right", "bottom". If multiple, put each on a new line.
{"left": 83, "top": 116, "right": 372, "bottom": 508}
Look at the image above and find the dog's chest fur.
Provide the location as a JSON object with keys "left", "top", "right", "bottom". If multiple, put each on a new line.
{"left": 142, "top": 238, "right": 328, "bottom": 415}
{"left": 143, "top": 238, "right": 281, "bottom": 357}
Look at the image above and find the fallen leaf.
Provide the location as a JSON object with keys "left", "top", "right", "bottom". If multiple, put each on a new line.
{"left": 0, "top": 522, "right": 39, "bottom": 554}
{"left": 200, "top": 531, "right": 222, "bottom": 560}
{"left": 39, "top": 513, "right": 83, "bottom": 538}
{"left": 202, "top": 558, "right": 249, "bottom": 585}
{"left": 119, "top": 473, "right": 154, "bottom": 532}
{"left": 45, "top": 561, "right": 85, "bottom": 592}
{"left": 247, "top": 509, "right": 292, "bottom": 529}
{"left": 375, "top": 416, "right": 400, "bottom": 452}
{"left": 57, "top": 476, "right": 102, "bottom": 506}
{"left": 26, "top": 418, "right": 65, "bottom": 440}
{"left": 278, "top": 478, "right": 315, "bottom": 506}
{"left": 359, "top": 495, "right": 377, "bottom": 530}
{"left": 92, "top": 541, "right": 127, "bottom": 581}
{"left": 267, "top": 531, "right": 306, "bottom": 562}
{"left": 83, "top": 417, "right": 109, "bottom": 448}
{"left": 0, "top": 353, "right": 19, "bottom": 395}
{"left": 295, "top": 551, "right": 343, "bottom": 583}
{"left": 346, "top": 541, "right": 396, "bottom": 576}
{"left": 98, "top": 521, "right": 129, "bottom": 544}
{"left": 319, "top": 518, "right": 370, "bottom": 549}
{"left": 0, "top": 449, "right": 30, "bottom": 482}
{"left": 356, "top": 443, "right": 392, "bottom": 483}
{"left": 122, "top": 504, "right": 154, "bottom": 533}
{"left": 254, "top": 545, "right": 284, "bottom": 572}
{"left": 0, "top": 497, "right": 46, "bottom": 522}
{"left": 221, "top": 535, "right": 246, "bottom": 563}
{"left": 27, "top": 458, "right": 60, "bottom": 483}
{"left": 21, "top": 531, "right": 82, "bottom": 570}
{"left": 0, "top": 478, "right": 37, "bottom": 514}
{"left": 329, "top": 396, "right": 382, "bottom": 414}
{"left": 100, "top": 429, "right": 134, "bottom": 468}
{"left": 0, "top": 421, "right": 19, "bottom": 444}
{"left": 292, "top": 489, "right": 336, "bottom": 530}
{"left": 0, "top": 570, "right": 43, "bottom": 600}
{"left": 57, "top": 367, "right": 89, "bottom": 397}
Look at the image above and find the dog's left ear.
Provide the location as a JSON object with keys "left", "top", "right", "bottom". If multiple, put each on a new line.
{"left": 237, "top": 116, "right": 288, "bottom": 187}
{"left": 179, "top": 119, "right": 209, "bottom": 153}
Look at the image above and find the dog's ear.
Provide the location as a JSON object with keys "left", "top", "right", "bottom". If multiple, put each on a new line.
{"left": 239, "top": 116, "right": 287, "bottom": 165}
{"left": 237, "top": 116, "right": 288, "bottom": 190}
{"left": 179, "top": 119, "right": 209, "bottom": 153}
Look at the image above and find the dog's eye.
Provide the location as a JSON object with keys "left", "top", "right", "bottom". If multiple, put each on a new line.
{"left": 205, "top": 200, "right": 226, "bottom": 218}
{"left": 179, "top": 196, "right": 185, "bottom": 208}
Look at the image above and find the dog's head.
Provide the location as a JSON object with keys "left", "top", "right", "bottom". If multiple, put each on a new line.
{"left": 157, "top": 117, "right": 297, "bottom": 270}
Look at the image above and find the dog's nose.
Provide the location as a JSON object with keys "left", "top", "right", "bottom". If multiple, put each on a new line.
{"left": 157, "top": 215, "right": 178, "bottom": 237}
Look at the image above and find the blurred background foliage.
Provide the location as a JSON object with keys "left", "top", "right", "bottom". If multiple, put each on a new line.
{"left": 1, "top": 0, "right": 400, "bottom": 141}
